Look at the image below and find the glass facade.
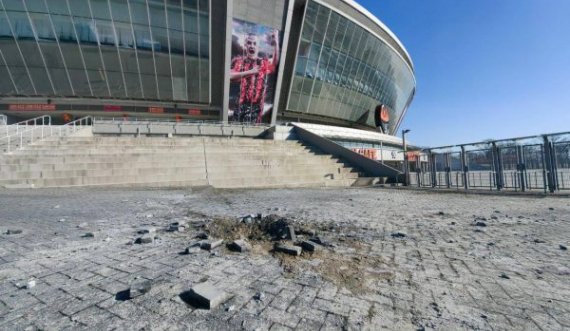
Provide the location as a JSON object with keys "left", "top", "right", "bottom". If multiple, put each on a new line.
{"left": 0, "top": 0, "right": 210, "bottom": 103}
{"left": 288, "top": 0, "right": 415, "bottom": 134}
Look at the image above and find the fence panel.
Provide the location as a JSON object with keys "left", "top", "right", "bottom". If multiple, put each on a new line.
{"left": 466, "top": 149, "right": 496, "bottom": 189}
{"left": 554, "top": 142, "right": 570, "bottom": 190}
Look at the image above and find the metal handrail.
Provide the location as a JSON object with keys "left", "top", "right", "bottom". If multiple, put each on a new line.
{"left": 4, "top": 115, "right": 52, "bottom": 137}
{"left": 93, "top": 117, "right": 269, "bottom": 128}
{"left": 0, "top": 116, "right": 92, "bottom": 153}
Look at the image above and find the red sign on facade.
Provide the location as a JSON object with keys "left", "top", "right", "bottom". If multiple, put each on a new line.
{"left": 351, "top": 148, "right": 378, "bottom": 160}
{"left": 188, "top": 109, "right": 201, "bottom": 116}
{"left": 103, "top": 105, "right": 122, "bottom": 112}
{"left": 8, "top": 104, "right": 56, "bottom": 111}
{"left": 148, "top": 107, "right": 164, "bottom": 113}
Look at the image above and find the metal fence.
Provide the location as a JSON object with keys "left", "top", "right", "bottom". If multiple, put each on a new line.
{"left": 408, "top": 131, "right": 570, "bottom": 193}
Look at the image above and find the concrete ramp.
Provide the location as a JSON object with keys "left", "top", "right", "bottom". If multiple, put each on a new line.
{"left": 292, "top": 124, "right": 402, "bottom": 180}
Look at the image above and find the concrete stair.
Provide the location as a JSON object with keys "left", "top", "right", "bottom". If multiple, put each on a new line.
{"left": 0, "top": 135, "right": 360, "bottom": 189}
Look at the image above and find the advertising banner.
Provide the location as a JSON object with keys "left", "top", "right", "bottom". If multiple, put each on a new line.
{"left": 229, "top": 18, "right": 282, "bottom": 124}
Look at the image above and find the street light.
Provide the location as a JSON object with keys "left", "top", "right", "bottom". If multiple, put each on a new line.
{"left": 402, "top": 129, "right": 411, "bottom": 186}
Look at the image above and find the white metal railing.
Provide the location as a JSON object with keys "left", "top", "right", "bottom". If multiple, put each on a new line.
{"left": 0, "top": 116, "right": 92, "bottom": 153}
{"left": 93, "top": 117, "right": 269, "bottom": 128}
{"left": 3, "top": 115, "right": 52, "bottom": 137}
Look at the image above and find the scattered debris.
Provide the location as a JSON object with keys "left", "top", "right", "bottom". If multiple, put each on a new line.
{"left": 180, "top": 282, "right": 228, "bottom": 309}
{"left": 77, "top": 222, "right": 89, "bottom": 229}
{"left": 228, "top": 239, "right": 251, "bottom": 253}
{"left": 299, "top": 240, "right": 321, "bottom": 252}
{"left": 534, "top": 239, "right": 546, "bottom": 244}
{"left": 201, "top": 239, "right": 223, "bottom": 250}
{"left": 474, "top": 221, "right": 487, "bottom": 227}
{"left": 499, "top": 273, "right": 510, "bottom": 279}
{"left": 560, "top": 244, "right": 568, "bottom": 251}
{"left": 391, "top": 231, "right": 407, "bottom": 238}
{"left": 274, "top": 243, "right": 302, "bottom": 256}
{"left": 5, "top": 229, "right": 23, "bottom": 235}
{"left": 169, "top": 221, "right": 187, "bottom": 232}
{"left": 82, "top": 232, "right": 95, "bottom": 238}
{"left": 134, "top": 235, "right": 154, "bottom": 244}
{"left": 253, "top": 292, "right": 265, "bottom": 301}
{"left": 138, "top": 227, "right": 156, "bottom": 235}
{"left": 195, "top": 232, "right": 209, "bottom": 240}
{"left": 128, "top": 280, "right": 152, "bottom": 299}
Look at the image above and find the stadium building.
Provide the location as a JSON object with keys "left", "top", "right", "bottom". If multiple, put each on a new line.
{"left": 0, "top": 0, "right": 415, "bottom": 136}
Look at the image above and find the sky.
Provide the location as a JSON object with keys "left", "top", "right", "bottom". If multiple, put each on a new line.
{"left": 357, "top": 0, "right": 570, "bottom": 147}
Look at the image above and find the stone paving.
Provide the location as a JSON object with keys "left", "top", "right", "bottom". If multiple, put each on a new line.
{"left": 0, "top": 187, "right": 569, "bottom": 330}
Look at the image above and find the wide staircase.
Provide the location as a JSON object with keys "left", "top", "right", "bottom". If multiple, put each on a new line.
{"left": 0, "top": 133, "right": 359, "bottom": 189}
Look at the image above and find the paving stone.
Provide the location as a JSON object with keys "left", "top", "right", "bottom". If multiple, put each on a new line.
{"left": 134, "top": 235, "right": 154, "bottom": 244}
{"left": 299, "top": 240, "right": 321, "bottom": 252}
{"left": 275, "top": 244, "right": 302, "bottom": 256}
{"left": 180, "top": 282, "right": 228, "bottom": 309}
{"left": 201, "top": 239, "right": 223, "bottom": 250}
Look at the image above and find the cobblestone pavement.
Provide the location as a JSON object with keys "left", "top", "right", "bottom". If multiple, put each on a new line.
{"left": 0, "top": 187, "right": 569, "bottom": 331}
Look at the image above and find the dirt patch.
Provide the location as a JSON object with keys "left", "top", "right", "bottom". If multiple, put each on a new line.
{"left": 194, "top": 214, "right": 394, "bottom": 294}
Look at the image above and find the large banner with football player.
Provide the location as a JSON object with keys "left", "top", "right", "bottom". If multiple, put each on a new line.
{"left": 229, "top": 19, "right": 282, "bottom": 124}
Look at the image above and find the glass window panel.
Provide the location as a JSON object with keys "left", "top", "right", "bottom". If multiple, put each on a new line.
{"left": 3, "top": 0, "right": 25, "bottom": 11}
{"left": 90, "top": 0, "right": 111, "bottom": 20}
{"left": 140, "top": 73, "right": 158, "bottom": 98}
{"left": 148, "top": 0, "right": 167, "bottom": 28}
{"left": 7, "top": 12, "right": 35, "bottom": 40}
{"left": 183, "top": 10, "right": 198, "bottom": 35}
{"left": 24, "top": 0, "right": 47, "bottom": 13}
{"left": 28, "top": 67, "right": 52, "bottom": 94}
{"left": 183, "top": 0, "right": 197, "bottom": 11}
{"left": 30, "top": 13, "right": 56, "bottom": 41}
{"left": 198, "top": 0, "right": 208, "bottom": 13}
{"left": 67, "top": 0, "right": 91, "bottom": 17}
{"left": 309, "top": 43, "right": 320, "bottom": 62}
{"left": 0, "top": 65, "right": 17, "bottom": 94}
{"left": 302, "top": 2, "right": 316, "bottom": 41}
{"left": 295, "top": 57, "right": 307, "bottom": 76}
{"left": 50, "top": 14, "right": 76, "bottom": 42}
{"left": 59, "top": 43, "right": 84, "bottom": 69}
{"left": 136, "top": 50, "right": 154, "bottom": 75}
{"left": 166, "top": 0, "right": 182, "bottom": 31}
{"left": 38, "top": 42, "right": 65, "bottom": 68}
{"left": 48, "top": 67, "right": 73, "bottom": 95}
{"left": 74, "top": 18, "right": 98, "bottom": 44}
{"left": 100, "top": 47, "right": 121, "bottom": 72}
{"left": 86, "top": 69, "right": 109, "bottom": 96}
{"left": 0, "top": 14, "right": 11, "bottom": 37}
{"left": 110, "top": 0, "right": 130, "bottom": 22}
{"left": 130, "top": 0, "right": 149, "bottom": 25}
{"left": 154, "top": 52, "right": 170, "bottom": 76}
{"left": 80, "top": 44, "right": 104, "bottom": 70}
{"left": 95, "top": 19, "right": 115, "bottom": 46}
{"left": 199, "top": 34, "right": 208, "bottom": 58}
{"left": 106, "top": 70, "right": 126, "bottom": 97}
{"left": 119, "top": 48, "right": 138, "bottom": 73}
{"left": 150, "top": 26, "right": 169, "bottom": 54}
{"left": 323, "top": 12, "right": 337, "bottom": 47}
{"left": 115, "top": 22, "right": 135, "bottom": 48}
{"left": 332, "top": 16, "right": 345, "bottom": 50}
{"left": 169, "top": 29, "right": 183, "bottom": 54}
{"left": 198, "top": 13, "right": 208, "bottom": 36}
{"left": 185, "top": 56, "right": 198, "bottom": 101}
{"left": 199, "top": 57, "right": 208, "bottom": 102}
{"left": 313, "top": 6, "right": 328, "bottom": 44}
{"left": 124, "top": 72, "right": 142, "bottom": 98}
{"left": 68, "top": 68, "right": 92, "bottom": 95}
{"left": 157, "top": 75, "right": 172, "bottom": 100}
{"left": 342, "top": 21, "right": 353, "bottom": 52}
{"left": 18, "top": 41, "right": 45, "bottom": 67}
{"left": 10, "top": 66, "right": 35, "bottom": 94}
{"left": 184, "top": 32, "right": 198, "bottom": 56}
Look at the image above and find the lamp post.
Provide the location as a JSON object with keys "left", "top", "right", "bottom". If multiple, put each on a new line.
{"left": 402, "top": 129, "right": 411, "bottom": 186}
